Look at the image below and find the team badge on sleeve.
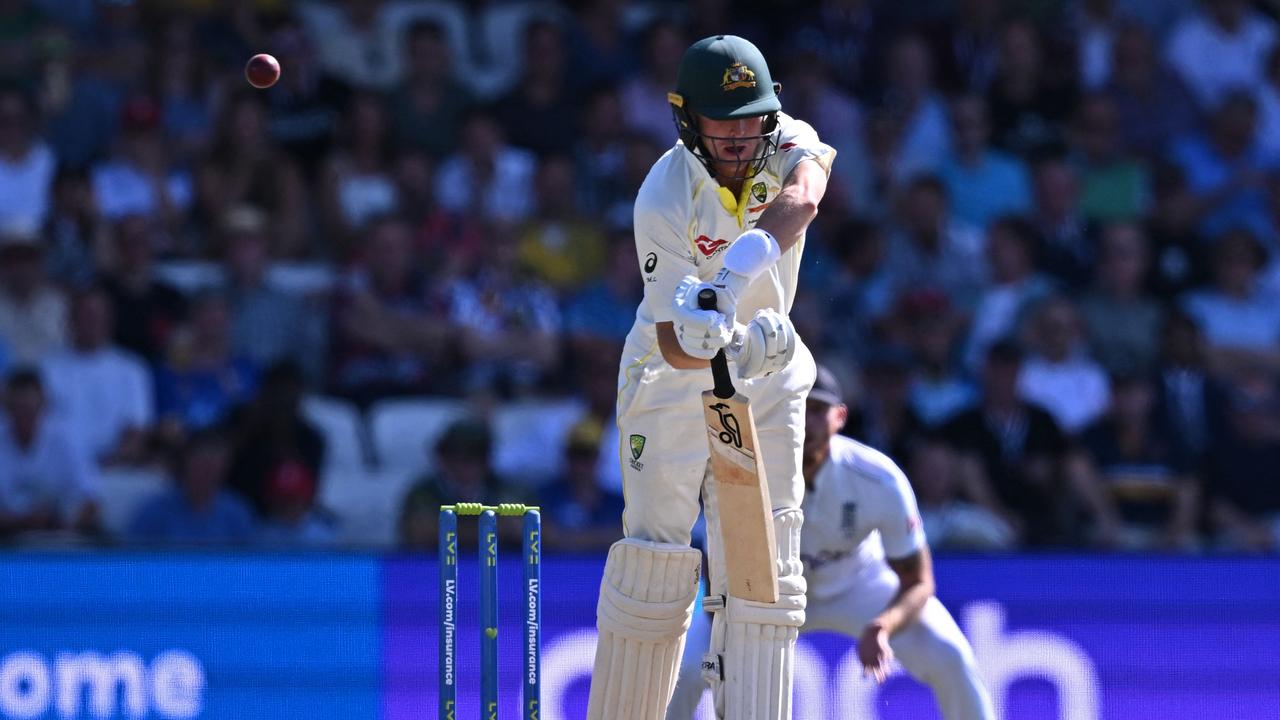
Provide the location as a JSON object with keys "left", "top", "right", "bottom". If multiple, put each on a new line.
{"left": 629, "top": 434, "right": 646, "bottom": 471}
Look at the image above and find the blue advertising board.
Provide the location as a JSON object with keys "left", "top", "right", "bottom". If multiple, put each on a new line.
{"left": 0, "top": 552, "right": 1277, "bottom": 719}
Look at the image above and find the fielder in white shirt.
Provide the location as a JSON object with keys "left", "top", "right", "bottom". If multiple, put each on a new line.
{"left": 588, "top": 35, "right": 835, "bottom": 720}
{"left": 669, "top": 366, "right": 994, "bottom": 720}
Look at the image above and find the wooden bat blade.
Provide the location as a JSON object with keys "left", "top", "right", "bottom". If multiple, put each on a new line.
{"left": 702, "top": 388, "right": 779, "bottom": 603}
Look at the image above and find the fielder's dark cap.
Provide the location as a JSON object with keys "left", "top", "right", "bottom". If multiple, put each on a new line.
{"left": 808, "top": 365, "right": 844, "bottom": 407}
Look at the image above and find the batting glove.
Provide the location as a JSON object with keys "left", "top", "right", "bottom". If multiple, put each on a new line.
{"left": 672, "top": 275, "right": 734, "bottom": 359}
{"left": 726, "top": 309, "right": 796, "bottom": 379}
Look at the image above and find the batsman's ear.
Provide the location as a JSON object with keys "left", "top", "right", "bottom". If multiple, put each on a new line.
{"left": 834, "top": 403, "right": 848, "bottom": 431}
{"left": 773, "top": 82, "right": 782, "bottom": 96}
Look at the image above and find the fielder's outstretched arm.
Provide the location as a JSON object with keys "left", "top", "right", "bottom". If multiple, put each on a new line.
{"left": 860, "top": 546, "right": 937, "bottom": 682}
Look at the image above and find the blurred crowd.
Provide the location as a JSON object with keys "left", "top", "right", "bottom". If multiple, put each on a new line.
{"left": 1, "top": 0, "right": 1279, "bottom": 554}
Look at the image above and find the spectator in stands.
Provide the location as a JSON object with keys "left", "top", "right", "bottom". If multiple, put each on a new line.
{"left": 884, "top": 174, "right": 987, "bottom": 313}
{"left": 1182, "top": 229, "right": 1280, "bottom": 377}
{"left": 0, "top": 368, "right": 99, "bottom": 539}
{"left": 256, "top": 459, "right": 337, "bottom": 548}
{"left": 986, "top": 17, "right": 1073, "bottom": 157}
{"left": 600, "top": 131, "right": 661, "bottom": 230}
{"left": 228, "top": 360, "right": 325, "bottom": 517}
{"left": 1076, "top": 373, "right": 1199, "bottom": 550}
{"left": 565, "top": 0, "right": 633, "bottom": 93}
{"left": 43, "top": 166, "right": 105, "bottom": 288}
{"left": 517, "top": 155, "right": 605, "bottom": 292}
{"left": 322, "top": 92, "right": 399, "bottom": 251}
{"left": 940, "top": 93, "right": 1033, "bottom": 230}
{"left": 155, "top": 291, "right": 258, "bottom": 441}
{"left": 220, "top": 206, "right": 318, "bottom": 379}
{"left": 564, "top": 230, "right": 642, "bottom": 361}
{"left": 791, "top": 0, "right": 893, "bottom": 98}
{"left": 1146, "top": 163, "right": 1209, "bottom": 300}
{"left": 1171, "top": 90, "right": 1273, "bottom": 242}
{"left": 264, "top": 20, "right": 349, "bottom": 175}
{"left": 1154, "top": 311, "right": 1228, "bottom": 478}
{"left": 127, "top": 428, "right": 255, "bottom": 546}
{"left": 1259, "top": 45, "right": 1280, "bottom": 160}
{"left": 780, "top": 46, "right": 866, "bottom": 215}
{"left": 154, "top": 17, "right": 213, "bottom": 165}
{"left": 393, "top": 150, "right": 485, "bottom": 281}
{"left": 1166, "top": 0, "right": 1277, "bottom": 110}
{"left": 1018, "top": 295, "right": 1112, "bottom": 435}
{"left": 198, "top": 90, "right": 306, "bottom": 258}
{"left": 931, "top": 0, "right": 1003, "bottom": 94}
{"left": 909, "top": 437, "right": 1017, "bottom": 551}
{"left": 850, "top": 345, "right": 924, "bottom": 463}
{"left": 389, "top": 19, "right": 470, "bottom": 161}
{"left": 435, "top": 108, "right": 536, "bottom": 224}
{"left": 90, "top": 95, "right": 191, "bottom": 236}
{"left": 497, "top": 19, "right": 577, "bottom": 156}
{"left": 876, "top": 32, "right": 949, "bottom": 190}
{"left": 1070, "top": 0, "right": 1124, "bottom": 91}
{"left": 619, "top": 18, "right": 685, "bottom": 149}
{"left": 297, "top": 0, "right": 404, "bottom": 91}
{"left": 964, "top": 216, "right": 1055, "bottom": 373}
{"left": 0, "top": 226, "right": 66, "bottom": 364}
{"left": 40, "top": 286, "right": 152, "bottom": 466}
{"left": 448, "top": 230, "right": 562, "bottom": 398}
{"left": 398, "top": 417, "right": 521, "bottom": 549}
{"left": 1079, "top": 223, "right": 1164, "bottom": 376}
{"left": 540, "top": 417, "right": 623, "bottom": 552}
{"left": 823, "top": 218, "right": 894, "bottom": 364}
{"left": 100, "top": 214, "right": 186, "bottom": 364}
{"left": 0, "top": 84, "right": 55, "bottom": 232}
{"left": 898, "top": 291, "right": 974, "bottom": 427}
{"left": 943, "top": 341, "right": 1073, "bottom": 545}
{"left": 574, "top": 86, "right": 628, "bottom": 219}
{"left": 1206, "top": 366, "right": 1280, "bottom": 551}
{"left": 1071, "top": 93, "right": 1149, "bottom": 223}
{"left": 1104, "top": 22, "right": 1199, "bottom": 160}
{"left": 329, "top": 215, "right": 451, "bottom": 402}
{"left": 1030, "top": 155, "right": 1093, "bottom": 289}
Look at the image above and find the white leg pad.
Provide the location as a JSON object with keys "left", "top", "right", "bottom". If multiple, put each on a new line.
{"left": 704, "top": 508, "right": 806, "bottom": 720}
{"left": 587, "top": 538, "right": 703, "bottom": 720}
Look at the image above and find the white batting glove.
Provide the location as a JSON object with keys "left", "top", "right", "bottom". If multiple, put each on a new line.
{"left": 672, "top": 275, "right": 733, "bottom": 359}
{"left": 726, "top": 309, "right": 796, "bottom": 379}
{"left": 705, "top": 266, "right": 749, "bottom": 325}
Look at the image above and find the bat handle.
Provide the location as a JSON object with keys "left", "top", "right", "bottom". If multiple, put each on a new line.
{"left": 697, "top": 288, "right": 737, "bottom": 400}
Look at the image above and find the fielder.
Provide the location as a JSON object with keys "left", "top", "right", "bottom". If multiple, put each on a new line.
{"left": 587, "top": 35, "right": 834, "bottom": 720}
{"left": 667, "top": 367, "right": 996, "bottom": 720}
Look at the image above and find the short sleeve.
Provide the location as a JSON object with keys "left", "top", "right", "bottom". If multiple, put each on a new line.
{"left": 634, "top": 191, "right": 697, "bottom": 324}
{"left": 774, "top": 116, "right": 836, "bottom": 184}
{"left": 875, "top": 467, "right": 928, "bottom": 560}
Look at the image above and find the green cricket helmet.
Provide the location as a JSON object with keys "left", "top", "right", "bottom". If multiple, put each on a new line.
{"left": 668, "top": 35, "right": 782, "bottom": 180}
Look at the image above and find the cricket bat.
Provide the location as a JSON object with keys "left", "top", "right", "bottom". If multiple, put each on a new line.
{"left": 697, "top": 288, "right": 780, "bottom": 603}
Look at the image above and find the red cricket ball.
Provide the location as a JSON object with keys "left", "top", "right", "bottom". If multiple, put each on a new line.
{"left": 245, "top": 53, "right": 280, "bottom": 89}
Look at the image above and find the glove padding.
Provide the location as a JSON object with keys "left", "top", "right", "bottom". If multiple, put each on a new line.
{"left": 726, "top": 309, "right": 796, "bottom": 379}
{"left": 672, "top": 275, "right": 733, "bottom": 360}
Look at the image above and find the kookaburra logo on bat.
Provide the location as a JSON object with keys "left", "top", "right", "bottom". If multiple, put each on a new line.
{"left": 709, "top": 403, "right": 743, "bottom": 448}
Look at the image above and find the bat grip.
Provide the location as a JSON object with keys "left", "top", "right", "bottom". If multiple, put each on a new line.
{"left": 697, "top": 288, "right": 737, "bottom": 400}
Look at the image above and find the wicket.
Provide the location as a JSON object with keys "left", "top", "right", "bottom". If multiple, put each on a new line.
{"left": 439, "top": 503, "right": 541, "bottom": 720}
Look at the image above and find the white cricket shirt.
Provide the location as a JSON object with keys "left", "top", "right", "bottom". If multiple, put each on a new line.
{"left": 801, "top": 435, "right": 927, "bottom": 602}
{"left": 617, "top": 113, "right": 835, "bottom": 406}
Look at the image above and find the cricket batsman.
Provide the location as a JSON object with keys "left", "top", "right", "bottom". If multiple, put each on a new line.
{"left": 667, "top": 366, "right": 996, "bottom": 719}
{"left": 587, "top": 35, "right": 834, "bottom": 720}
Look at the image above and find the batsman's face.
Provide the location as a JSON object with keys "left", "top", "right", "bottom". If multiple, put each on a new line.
{"left": 697, "top": 113, "right": 765, "bottom": 174}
